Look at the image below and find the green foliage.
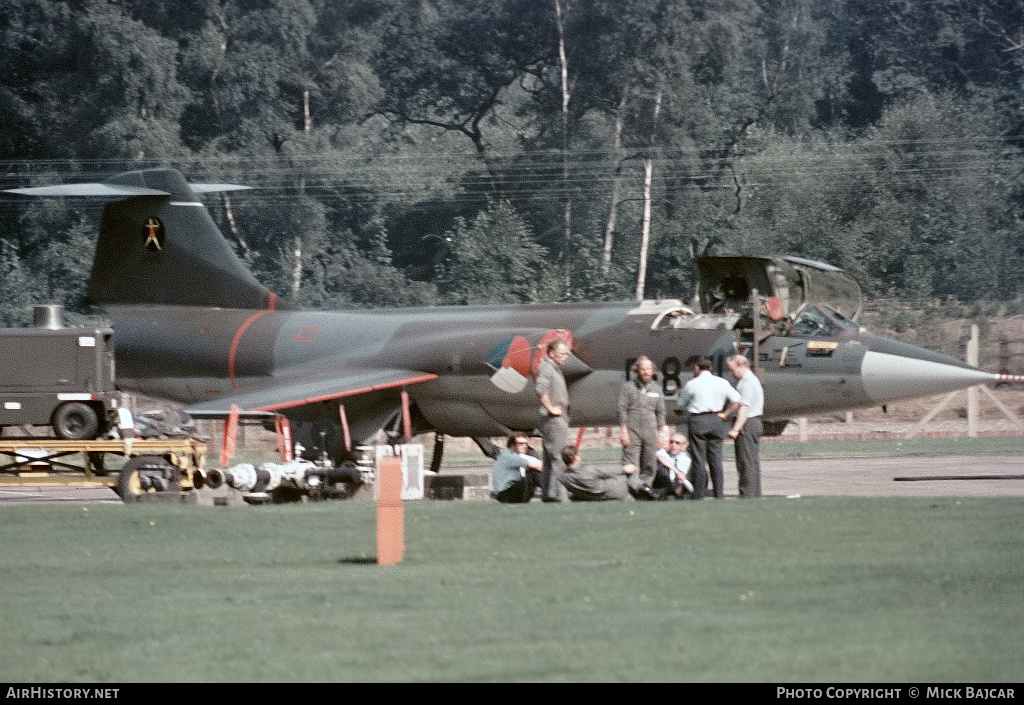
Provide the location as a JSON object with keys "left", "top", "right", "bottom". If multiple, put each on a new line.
{"left": 304, "top": 248, "right": 437, "bottom": 309}
{"left": 436, "top": 200, "right": 559, "bottom": 304}
{"left": 856, "top": 94, "right": 1020, "bottom": 302}
{"left": 0, "top": 242, "right": 38, "bottom": 326}
{"left": 859, "top": 0, "right": 1024, "bottom": 102}
{"left": 0, "top": 0, "right": 1023, "bottom": 308}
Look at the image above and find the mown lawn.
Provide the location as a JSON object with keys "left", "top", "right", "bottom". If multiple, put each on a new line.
{"left": 0, "top": 497, "right": 1021, "bottom": 682}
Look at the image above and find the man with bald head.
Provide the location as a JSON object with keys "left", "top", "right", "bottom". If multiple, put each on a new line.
{"left": 618, "top": 355, "right": 669, "bottom": 493}
{"left": 726, "top": 354, "right": 764, "bottom": 498}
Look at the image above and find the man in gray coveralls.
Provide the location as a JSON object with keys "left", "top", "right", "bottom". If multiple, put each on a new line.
{"left": 618, "top": 356, "right": 670, "bottom": 492}
{"left": 559, "top": 445, "right": 636, "bottom": 501}
{"left": 535, "top": 339, "right": 571, "bottom": 502}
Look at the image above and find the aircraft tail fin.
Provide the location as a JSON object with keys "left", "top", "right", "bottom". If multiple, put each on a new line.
{"left": 7, "top": 168, "right": 278, "bottom": 310}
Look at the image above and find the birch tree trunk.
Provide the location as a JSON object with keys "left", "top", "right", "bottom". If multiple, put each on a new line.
{"left": 555, "top": 0, "right": 572, "bottom": 293}
{"left": 602, "top": 92, "right": 628, "bottom": 275}
{"left": 292, "top": 175, "right": 306, "bottom": 299}
{"left": 291, "top": 235, "right": 303, "bottom": 299}
{"left": 635, "top": 90, "right": 661, "bottom": 300}
{"left": 221, "top": 193, "right": 250, "bottom": 258}
{"left": 303, "top": 88, "right": 312, "bottom": 133}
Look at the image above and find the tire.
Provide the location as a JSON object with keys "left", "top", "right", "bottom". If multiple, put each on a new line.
{"left": 52, "top": 402, "right": 100, "bottom": 440}
{"left": 117, "top": 454, "right": 180, "bottom": 503}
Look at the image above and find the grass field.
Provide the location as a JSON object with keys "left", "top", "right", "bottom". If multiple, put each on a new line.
{"left": 1, "top": 497, "right": 1021, "bottom": 682}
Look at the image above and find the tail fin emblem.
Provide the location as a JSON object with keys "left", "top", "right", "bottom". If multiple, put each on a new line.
{"left": 143, "top": 217, "right": 164, "bottom": 251}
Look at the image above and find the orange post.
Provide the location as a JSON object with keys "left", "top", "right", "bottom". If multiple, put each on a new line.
{"left": 376, "top": 456, "right": 404, "bottom": 565}
{"left": 400, "top": 389, "right": 412, "bottom": 441}
{"left": 220, "top": 404, "right": 240, "bottom": 467}
{"left": 279, "top": 415, "right": 293, "bottom": 462}
{"left": 338, "top": 404, "right": 352, "bottom": 453}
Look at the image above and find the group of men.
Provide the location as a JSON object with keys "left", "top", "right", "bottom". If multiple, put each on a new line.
{"left": 492, "top": 339, "right": 765, "bottom": 503}
{"left": 684, "top": 354, "right": 764, "bottom": 499}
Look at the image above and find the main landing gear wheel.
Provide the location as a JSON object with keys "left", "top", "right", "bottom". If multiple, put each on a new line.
{"left": 117, "top": 455, "right": 181, "bottom": 503}
{"left": 52, "top": 402, "right": 100, "bottom": 440}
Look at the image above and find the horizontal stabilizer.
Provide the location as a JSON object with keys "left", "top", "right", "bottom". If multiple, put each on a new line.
{"left": 5, "top": 182, "right": 251, "bottom": 198}
{"left": 191, "top": 183, "right": 252, "bottom": 194}
{"left": 5, "top": 184, "right": 169, "bottom": 197}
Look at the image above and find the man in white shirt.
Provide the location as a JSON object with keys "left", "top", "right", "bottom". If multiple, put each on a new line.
{"left": 655, "top": 432, "right": 695, "bottom": 498}
{"left": 726, "top": 354, "right": 765, "bottom": 498}
{"left": 679, "top": 356, "right": 741, "bottom": 499}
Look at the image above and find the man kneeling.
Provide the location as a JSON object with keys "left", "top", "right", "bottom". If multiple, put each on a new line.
{"left": 559, "top": 445, "right": 636, "bottom": 501}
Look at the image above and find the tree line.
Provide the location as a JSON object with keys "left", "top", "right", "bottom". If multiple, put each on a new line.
{"left": 1, "top": 0, "right": 1022, "bottom": 326}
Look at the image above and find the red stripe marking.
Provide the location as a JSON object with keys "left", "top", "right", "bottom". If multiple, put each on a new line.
{"left": 294, "top": 326, "right": 320, "bottom": 341}
{"left": 228, "top": 310, "right": 271, "bottom": 389}
{"left": 252, "top": 374, "right": 439, "bottom": 412}
{"left": 339, "top": 404, "right": 352, "bottom": 452}
{"left": 401, "top": 390, "right": 412, "bottom": 439}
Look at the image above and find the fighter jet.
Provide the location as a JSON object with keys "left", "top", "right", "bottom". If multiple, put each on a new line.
{"left": 6, "top": 167, "right": 1016, "bottom": 461}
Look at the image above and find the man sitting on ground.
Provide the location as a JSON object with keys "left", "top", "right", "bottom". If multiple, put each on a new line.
{"left": 559, "top": 445, "right": 637, "bottom": 501}
{"left": 491, "top": 435, "right": 543, "bottom": 503}
{"left": 655, "top": 432, "right": 695, "bottom": 499}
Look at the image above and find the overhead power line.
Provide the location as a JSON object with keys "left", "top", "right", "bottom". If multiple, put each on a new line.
{"left": 1, "top": 136, "right": 1020, "bottom": 208}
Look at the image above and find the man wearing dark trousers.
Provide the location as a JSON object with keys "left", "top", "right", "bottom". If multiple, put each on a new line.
{"left": 726, "top": 354, "right": 765, "bottom": 498}
{"left": 679, "top": 356, "right": 741, "bottom": 499}
{"left": 491, "top": 435, "right": 544, "bottom": 503}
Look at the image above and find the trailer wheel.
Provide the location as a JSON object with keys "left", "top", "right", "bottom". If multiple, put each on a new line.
{"left": 52, "top": 402, "right": 100, "bottom": 440}
{"left": 118, "top": 455, "right": 180, "bottom": 503}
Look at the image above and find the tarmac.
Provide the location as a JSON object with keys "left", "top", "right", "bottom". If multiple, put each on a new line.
{"left": 738, "top": 452, "right": 1024, "bottom": 498}
{"left": 1, "top": 452, "right": 1021, "bottom": 503}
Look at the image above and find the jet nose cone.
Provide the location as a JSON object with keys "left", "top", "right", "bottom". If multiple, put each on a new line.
{"left": 861, "top": 350, "right": 999, "bottom": 405}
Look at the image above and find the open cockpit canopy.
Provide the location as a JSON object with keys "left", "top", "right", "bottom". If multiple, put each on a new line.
{"left": 695, "top": 255, "right": 863, "bottom": 321}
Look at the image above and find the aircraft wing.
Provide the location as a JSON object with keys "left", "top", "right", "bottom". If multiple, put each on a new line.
{"left": 183, "top": 368, "right": 439, "bottom": 418}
